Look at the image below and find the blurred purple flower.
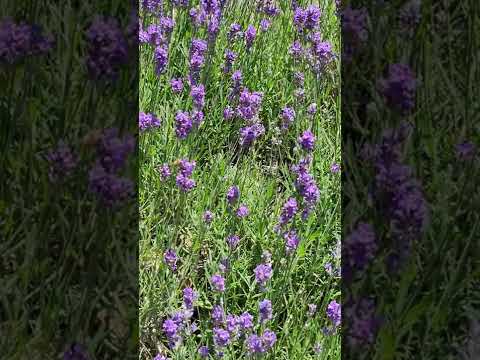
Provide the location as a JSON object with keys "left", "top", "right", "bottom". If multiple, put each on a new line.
{"left": 139, "top": 112, "right": 161, "bottom": 132}
{"left": 298, "top": 130, "right": 316, "bottom": 151}
{"left": 259, "top": 299, "right": 272, "bottom": 323}
{"left": 170, "top": 78, "right": 184, "bottom": 93}
{"left": 226, "top": 185, "right": 240, "bottom": 204}
{"left": 211, "top": 274, "right": 226, "bottom": 292}
{"left": 164, "top": 249, "right": 178, "bottom": 271}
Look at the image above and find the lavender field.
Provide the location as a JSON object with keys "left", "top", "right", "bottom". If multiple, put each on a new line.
{"left": 139, "top": 0, "right": 341, "bottom": 359}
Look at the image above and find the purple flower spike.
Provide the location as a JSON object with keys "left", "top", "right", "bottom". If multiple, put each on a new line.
{"left": 236, "top": 204, "right": 250, "bottom": 218}
{"left": 246, "top": 334, "right": 265, "bottom": 354}
{"left": 284, "top": 229, "right": 300, "bottom": 255}
{"left": 158, "top": 163, "right": 171, "bottom": 181}
{"left": 259, "top": 299, "right": 272, "bottom": 323}
{"left": 255, "top": 263, "right": 273, "bottom": 287}
{"left": 170, "top": 78, "right": 184, "bottom": 93}
{"left": 211, "top": 274, "right": 226, "bottom": 292}
{"left": 331, "top": 162, "right": 340, "bottom": 173}
{"left": 281, "top": 107, "right": 296, "bottom": 129}
{"left": 198, "top": 346, "right": 209, "bottom": 358}
{"left": 227, "top": 234, "right": 240, "bottom": 249}
{"left": 164, "top": 249, "right": 178, "bottom": 271}
{"left": 203, "top": 210, "right": 214, "bottom": 224}
{"left": 327, "top": 300, "right": 341, "bottom": 327}
{"left": 226, "top": 185, "right": 240, "bottom": 205}
{"left": 213, "top": 327, "right": 230, "bottom": 347}
{"left": 183, "top": 287, "right": 198, "bottom": 309}
{"left": 261, "top": 329, "right": 277, "bottom": 350}
{"left": 298, "top": 130, "right": 316, "bottom": 151}
{"left": 245, "top": 25, "right": 256, "bottom": 49}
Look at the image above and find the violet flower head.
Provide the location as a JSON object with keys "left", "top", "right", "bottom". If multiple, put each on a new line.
{"left": 63, "top": 343, "right": 89, "bottom": 360}
{"left": 154, "top": 45, "right": 168, "bottom": 75}
{"left": 183, "top": 287, "right": 198, "bottom": 309}
{"left": 198, "top": 346, "right": 209, "bottom": 358}
{"left": 142, "top": 0, "right": 163, "bottom": 13}
{"left": 232, "top": 70, "right": 243, "bottom": 87}
{"left": 164, "top": 249, "right": 178, "bottom": 271}
{"left": 87, "top": 164, "right": 134, "bottom": 207}
{"left": 236, "top": 204, "right": 250, "bottom": 218}
{"left": 95, "top": 128, "right": 135, "bottom": 173}
{"left": 307, "top": 102, "right": 317, "bottom": 115}
{"left": 260, "top": 19, "right": 271, "bottom": 32}
{"left": 239, "top": 123, "right": 265, "bottom": 148}
{"left": 191, "top": 83, "right": 206, "bottom": 109}
{"left": 160, "top": 16, "right": 175, "bottom": 33}
{"left": 226, "top": 314, "right": 240, "bottom": 335}
{"left": 175, "top": 111, "right": 193, "bottom": 139}
{"left": 293, "top": 71, "right": 305, "bottom": 87}
{"left": 212, "top": 304, "right": 225, "bottom": 325}
{"left": 213, "top": 327, "right": 230, "bottom": 347}
{"left": 227, "top": 234, "right": 240, "bottom": 249}
{"left": 203, "top": 210, "right": 214, "bottom": 224}
{"left": 226, "top": 185, "right": 240, "bottom": 204}
{"left": 341, "top": 6, "right": 369, "bottom": 62}
{"left": 178, "top": 158, "right": 196, "bottom": 177}
{"left": 279, "top": 197, "right": 298, "bottom": 226}
{"left": 293, "top": 7, "right": 306, "bottom": 32}
{"left": 281, "top": 107, "right": 296, "bottom": 129}
{"left": 305, "top": 5, "right": 322, "bottom": 30}
{"left": 378, "top": 63, "right": 417, "bottom": 115}
{"left": 289, "top": 40, "right": 303, "bottom": 58}
{"left": 331, "top": 162, "right": 340, "bottom": 173}
{"left": 191, "top": 110, "right": 204, "bottom": 127}
{"left": 46, "top": 142, "right": 77, "bottom": 183}
{"left": 246, "top": 334, "right": 265, "bottom": 354}
{"left": 259, "top": 299, "right": 272, "bottom": 323}
{"left": 237, "top": 89, "right": 263, "bottom": 120}
{"left": 284, "top": 229, "right": 300, "bottom": 255}
{"left": 139, "top": 112, "right": 161, "bottom": 132}
{"left": 327, "top": 300, "right": 341, "bottom": 327}
{"left": 176, "top": 173, "right": 196, "bottom": 192}
{"left": 158, "top": 163, "right": 171, "bottom": 181}
{"left": 255, "top": 263, "right": 273, "bottom": 288}
{"left": 244, "top": 25, "right": 257, "bottom": 49}
{"left": 85, "top": 16, "right": 128, "bottom": 81}
{"left": 170, "top": 78, "right": 184, "bottom": 93}
{"left": 223, "top": 49, "right": 237, "bottom": 73}
{"left": 239, "top": 311, "right": 254, "bottom": 331}
{"left": 228, "top": 23, "right": 242, "bottom": 41}
{"left": 261, "top": 329, "right": 277, "bottom": 350}
{"left": 298, "top": 130, "right": 316, "bottom": 151}
{"left": 456, "top": 141, "right": 476, "bottom": 161}
{"left": 310, "top": 39, "right": 334, "bottom": 74}
{"left": 211, "top": 274, "right": 226, "bottom": 292}
{"left": 223, "top": 106, "right": 235, "bottom": 120}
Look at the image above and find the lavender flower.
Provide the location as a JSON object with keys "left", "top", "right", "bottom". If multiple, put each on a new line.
{"left": 261, "top": 329, "right": 277, "bottom": 350}
{"left": 260, "top": 19, "right": 271, "bottom": 32}
{"left": 212, "top": 304, "right": 225, "bottom": 325}
{"left": 213, "top": 327, "right": 230, "bottom": 347}
{"left": 237, "top": 89, "right": 263, "bottom": 120}
{"left": 211, "top": 274, "right": 226, "bottom": 292}
{"left": 88, "top": 164, "right": 134, "bottom": 207}
{"left": 170, "top": 78, "right": 184, "bottom": 93}
{"left": 331, "top": 162, "right": 340, "bottom": 173}
{"left": 178, "top": 159, "right": 196, "bottom": 177}
{"left": 244, "top": 25, "right": 257, "bottom": 49}
{"left": 203, "top": 210, "right": 214, "bottom": 224}
{"left": 246, "top": 334, "right": 265, "bottom": 354}
{"left": 236, "top": 204, "right": 250, "bottom": 218}
{"left": 341, "top": 6, "right": 369, "bottom": 62}
{"left": 228, "top": 23, "right": 242, "bottom": 41}
{"left": 289, "top": 41, "right": 303, "bottom": 58}
{"left": 279, "top": 197, "right": 298, "bottom": 227}
{"left": 164, "top": 249, "right": 178, "bottom": 271}
{"left": 239, "top": 312, "right": 254, "bottom": 331}
{"left": 284, "top": 229, "right": 300, "bottom": 254}
{"left": 154, "top": 45, "right": 168, "bottom": 75}
{"left": 281, "top": 107, "right": 295, "bottom": 129}
{"left": 63, "top": 343, "right": 89, "bottom": 360}
{"left": 176, "top": 173, "right": 196, "bottom": 192}
{"left": 46, "top": 142, "right": 77, "bottom": 183}
{"left": 378, "top": 63, "right": 417, "bottom": 115}
{"left": 175, "top": 111, "right": 193, "bottom": 139}
{"left": 158, "top": 163, "right": 171, "bottom": 181}
{"left": 308, "top": 304, "right": 317, "bottom": 316}
{"left": 305, "top": 5, "right": 322, "bottom": 30}
{"left": 223, "top": 106, "right": 235, "bottom": 120}
{"left": 307, "top": 102, "right": 317, "bottom": 115}
{"left": 227, "top": 234, "right": 240, "bottom": 249}
{"left": 163, "top": 318, "right": 181, "bottom": 348}
{"left": 191, "top": 84, "right": 206, "bottom": 109}
{"left": 239, "top": 123, "right": 265, "bottom": 148}
{"left": 259, "top": 299, "right": 272, "bottom": 323}
{"left": 226, "top": 185, "right": 240, "bottom": 204}
{"left": 293, "top": 71, "right": 305, "bottom": 87}
{"left": 298, "top": 130, "right": 316, "bottom": 151}
{"left": 223, "top": 49, "right": 237, "bottom": 73}
{"left": 183, "top": 287, "right": 198, "bottom": 309}
{"left": 198, "top": 346, "right": 209, "bottom": 358}
{"left": 226, "top": 314, "right": 240, "bottom": 335}
{"left": 326, "top": 300, "right": 341, "bottom": 327}
{"left": 139, "top": 112, "right": 161, "bottom": 132}
{"left": 456, "top": 141, "right": 476, "bottom": 161}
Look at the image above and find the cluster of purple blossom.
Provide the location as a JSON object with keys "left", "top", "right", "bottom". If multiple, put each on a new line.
{"left": 87, "top": 128, "right": 135, "bottom": 207}
{"left": 289, "top": 4, "right": 334, "bottom": 74}
{"left": 0, "top": 17, "right": 53, "bottom": 64}
{"left": 139, "top": 112, "right": 161, "bottom": 132}
{"left": 378, "top": 63, "right": 418, "bottom": 115}
{"left": 158, "top": 158, "right": 197, "bottom": 192}
{"left": 46, "top": 142, "right": 78, "bottom": 183}
{"left": 86, "top": 16, "right": 129, "bottom": 80}
{"left": 340, "top": 6, "right": 369, "bottom": 62}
